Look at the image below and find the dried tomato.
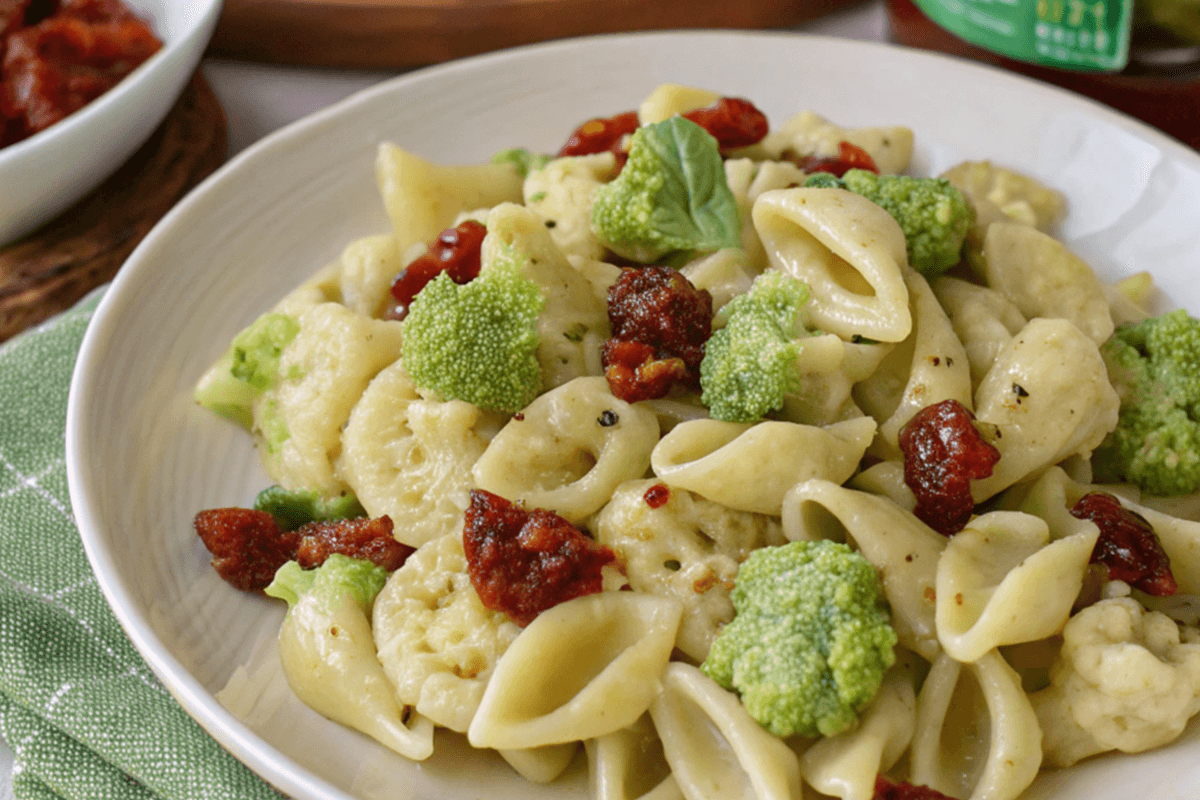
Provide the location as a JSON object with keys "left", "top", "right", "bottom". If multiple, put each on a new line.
{"left": 898, "top": 399, "right": 1000, "bottom": 536}
{"left": 643, "top": 483, "right": 671, "bottom": 509}
{"left": 195, "top": 508, "right": 300, "bottom": 593}
{"left": 295, "top": 515, "right": 413, "bottom": 572}
{"left": 557, "top": 110, "right": 639, "bottom": 158}
{"left": 196, "top": 507, "right": 410, "bottom": 592}
{"left": 601, "top": 266, "right": 713, "bottom": 402}
{"left": 1070, "top": 492, "right": 1177, "bottom": 596}
{"left": 682, "top": 97, "right": 769, "bottom": 150}
{"left": 1, "top": 0, "right": 160, "bottom": 143}
{"left": 602, "top": 339, "right": 690, "bottom": 404}
{"left": 386, "top": 219, "right": 487, "bottom": 320}
{"left": 462, "top": 489, "right": 617, "bottom": 627}
{"left": 784, "top": 140, "right": 880, "bottom": 177}
{"left": 874, "top": 775, "right": 961, "bottom": 800}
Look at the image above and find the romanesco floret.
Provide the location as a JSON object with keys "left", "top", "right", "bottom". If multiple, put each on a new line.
{"left": 254, "top": 485, "right": 366, "bottom": 531}
{"left": 698, "top": 271, "right": 812, "bottom": 423}
{"left": 401, "top": 254, "right": 545, "bottom": 414}
{"left": 804, "top": 169, "right": 973, "bottom": 278}
{"left": 701, "top": 539, "right": 897, "bottom": 738}
{"left": 1094, "top": 308, "right": 1200, "bottom": 496}
{"left": 589, "top": 116, "right": 740, "bottom": 264}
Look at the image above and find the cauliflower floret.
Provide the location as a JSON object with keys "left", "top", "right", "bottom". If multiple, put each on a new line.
{"left": 590, "top": 479, "right": 785, "bottom": 662}
{"left": 1031, "top": 597, "right": 1200, "bottom": 767}
{"left": 523, "top": 152, "right": 619, "bottom": 262}
{"left": 372, "top": 534, "right": 521, "bottom": 733}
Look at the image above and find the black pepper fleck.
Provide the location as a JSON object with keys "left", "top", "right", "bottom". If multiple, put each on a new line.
{"left": 598, "top": 410, "right": 619, "bottom": 427}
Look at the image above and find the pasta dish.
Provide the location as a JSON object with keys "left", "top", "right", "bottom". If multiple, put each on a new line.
{"left": 191, "top": 83, "right": 1200, "bottom": 800}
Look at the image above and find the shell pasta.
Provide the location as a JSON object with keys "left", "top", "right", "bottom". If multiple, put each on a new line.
{"left": 194, "top": 84, "right": 1200, "bottom": 800}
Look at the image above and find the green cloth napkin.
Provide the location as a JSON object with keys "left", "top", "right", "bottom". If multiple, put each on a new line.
{"left": 0, "top": 291, "right": 285, "bottom": 800}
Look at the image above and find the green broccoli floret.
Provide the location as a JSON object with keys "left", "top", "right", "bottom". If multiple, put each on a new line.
{"left": 802, "top": 172, "right": 844, "bottom": 189}
{"left": 265, "top": 553, "right": 387, "bottom": 612}
{"left": 401, "top": 248, "right": 545, "bottom": 413}
{"left": 194, "top": 312, "right": 300, "bottom": 428}
{"left": 804, "top": 169, "right": 973, "bottom": 278}
{"left": 254, "top": 485, "right": 366, "bottom": 531}
{"left": 698, "top": 271, "right": 812, "bottom": 423}
{"left": 590, "top": 116, "right": 741, "bottom": 264}
{"left": 1094, "top": 309, "right": 1200, "bottom": 496}
{"left": 701, "top": 540, "right": 897, "bottom": 738}
{"left": 492, "top": 147, "right": 551, "bottom": 179}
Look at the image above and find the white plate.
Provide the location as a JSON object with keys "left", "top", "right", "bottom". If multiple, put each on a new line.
{"left": 67, "top": 30, "right": 1200, "bottom": 800}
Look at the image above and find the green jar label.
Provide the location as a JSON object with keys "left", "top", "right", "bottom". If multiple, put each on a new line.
{"left": 913, "top": 0, "right": 1134, "bottom": 71}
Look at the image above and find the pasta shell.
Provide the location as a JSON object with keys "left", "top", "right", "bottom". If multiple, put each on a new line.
{"left": 971, "top": 318, "right": 1119, "bottom": 502}
{"left": 472, "top": 376, "right": 659, "bottom": 524}
{"left": 336, "top": 360, "right": 490, "bottom": 548}
{"left": 468, "top": 592, "right": 682, "bottom": 749}
{"left": 648, "top": 663, "right": 801, "bottom": 800}
{"left": 752, "top": 187, "right": 911, "bottom": 343}
{"left": 375, "top": 142, "right": 523, "bottom": 252}
{"left": 935, "top": 510, "right": 1097, "bottom": 663}
{"left": 854, "top": 269, "right": 972, "bottom": 459}
{"left": 586, "top": 715, "right": 682, "bottom": 800}
{"left": 278, "top": 592, "right": 435, "bottom": 761}
{"left": 910, "top": 651, "right": 1042, "bottom": 800}
{"left": 651, "top": 416, "right": 877, "bottom": 516}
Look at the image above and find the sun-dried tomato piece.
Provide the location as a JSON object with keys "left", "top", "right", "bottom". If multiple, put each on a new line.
{"left": 2, "top": 10, "right": 160, "bottom": 138}
{"left": 1070, "top": 492, "right": 1177, "bottom": 596}
{"left": 643, "top": 483, "right": 671, "bottom": 509}
{"left": 462, "top": 489, "right": 617, "bottom": 627}
{"left": 874, "top": 775, "right": 961, "bottom": 800}
{"left": 784, "top": 140, "right": 880, "bottom": 177}
{"left": 898, "top": 399, "right": 1000, "bottom": 536}
{"left": 682, "top": 97, "right": 769, "bottom": 150}
{"left": 557, "top": 110, "right": 639, "bottom": 158}
{"left": 602, "top": 339, "right": 690, "bottom": 404}
{"left": 197, "top": 507, "right": 411, "bottom": 592}
{"left": 295, "top": 515, "right": 413, "bottom": 572}
{"left": 195, "top": 508, "right": 299, "bottom": 592}
{"left": 386, "top": 219, "right": 487, "bottom": 320}
{"left": 601, "top": 266, "right": 713, "bottom": 402}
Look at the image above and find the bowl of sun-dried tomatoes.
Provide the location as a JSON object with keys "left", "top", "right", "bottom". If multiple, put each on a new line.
{"left": 0, "top": 0, "right": 223, "bottom": 246}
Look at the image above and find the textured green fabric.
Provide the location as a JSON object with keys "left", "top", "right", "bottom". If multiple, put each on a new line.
{"left": 0, "top": 293, "right": 284, "bottom": 800}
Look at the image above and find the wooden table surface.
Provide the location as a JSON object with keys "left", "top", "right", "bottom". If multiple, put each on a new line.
{"left": 207, "top": 0, "right": 862, "bottom": 69}
{"left": 0, "top": 75, "right": 228, "bottom": 342}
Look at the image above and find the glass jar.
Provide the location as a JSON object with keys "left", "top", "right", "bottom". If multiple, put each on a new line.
{"left": 887, "top": 0, "right": 1200, "bottom": 150}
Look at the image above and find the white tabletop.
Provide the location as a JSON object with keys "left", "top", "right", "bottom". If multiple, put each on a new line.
{"left": 0, "top": 3, "right": 887, "bottom": 796}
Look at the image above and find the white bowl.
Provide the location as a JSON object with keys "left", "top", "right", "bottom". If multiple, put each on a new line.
{"left": 0, "top": 0, "right": 223, "bottom": 246}
{"left": 67, "top": 31, "right": 1200, "bottom": 800}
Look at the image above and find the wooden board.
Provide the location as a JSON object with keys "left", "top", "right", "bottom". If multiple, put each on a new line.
{"left": 208, "top": 0, "right": 860, "bottom": 69}
{"left": 0, "top": 74, "right": 228, "bottom": 342}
